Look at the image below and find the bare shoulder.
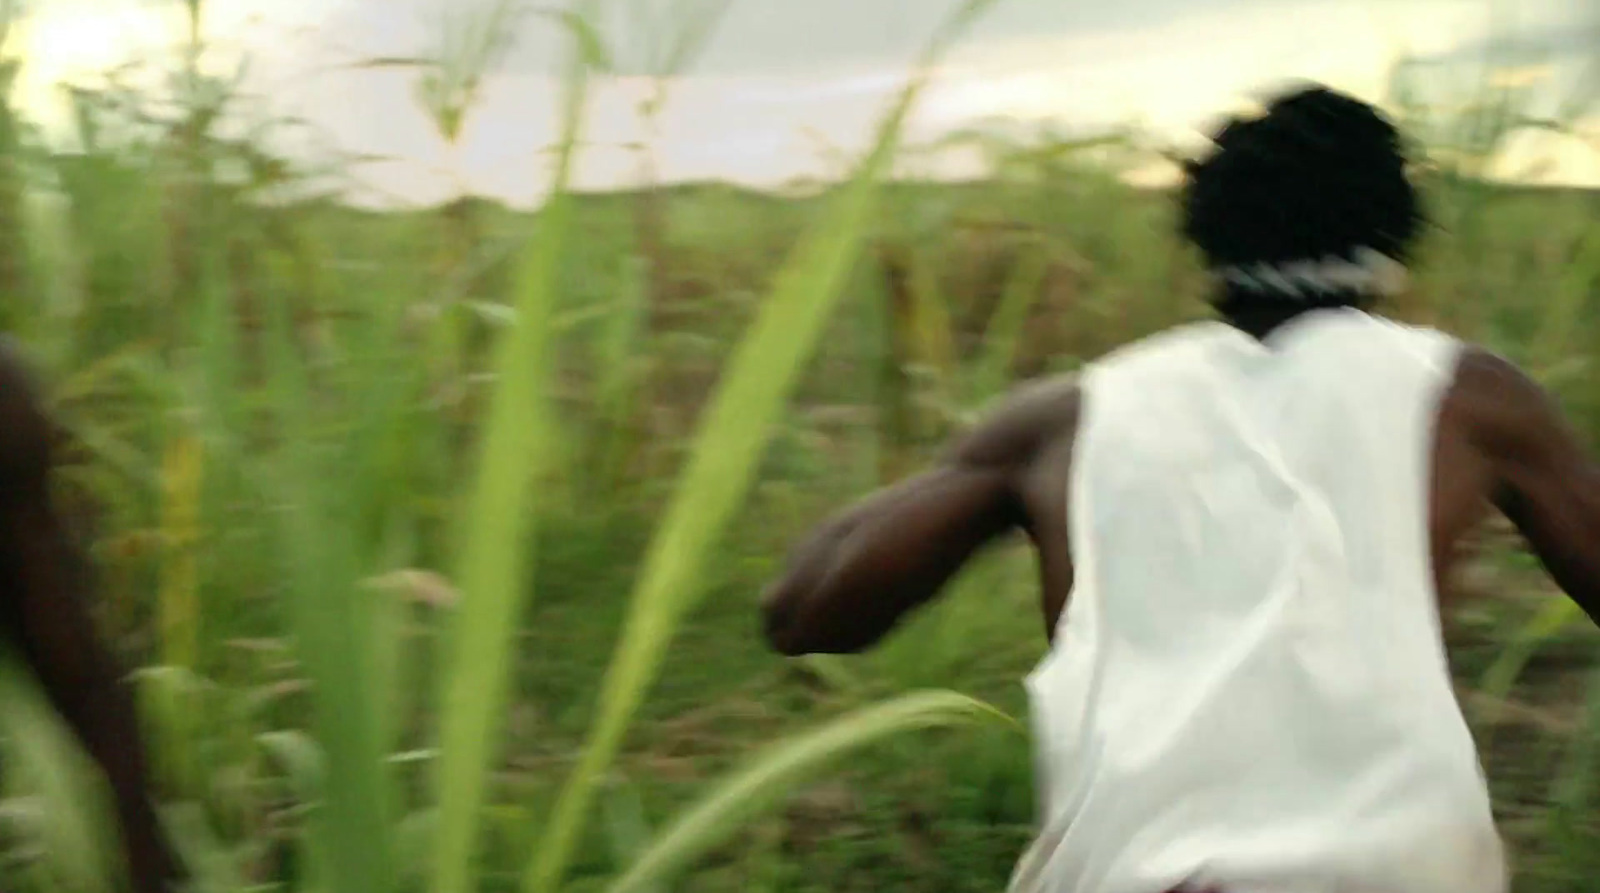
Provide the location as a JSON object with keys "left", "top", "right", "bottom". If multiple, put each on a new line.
{"left": 946, "top": 374, "right": 1082, "bottom": 469}
{"left": 1440, "top": 345, "right": 1575, "bottom": 453}
{"left": 1446, "top": 345, "right": 1545, "bottom": 404}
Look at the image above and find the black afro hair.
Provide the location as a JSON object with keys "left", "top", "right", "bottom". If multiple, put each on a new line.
{"left": 1179, "top": 84, "right": 1424, "bottom": 285}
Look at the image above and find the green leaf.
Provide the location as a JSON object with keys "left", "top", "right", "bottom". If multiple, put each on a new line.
{"left": 0, "top": 645, "right": 116, "bottom": 893}
{"left": 605, "top": 691, "right": 1018, "bottom": 893}
{"left": 1479, "top": 597, "right": 1586, "bottom": 703}
{"left": 259, "top": 730, "right": 333, "bottom": 891}
{"left": 263, "top": 269, "right": 397, "bottom": 893}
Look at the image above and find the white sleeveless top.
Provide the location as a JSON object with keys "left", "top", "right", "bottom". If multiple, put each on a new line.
{"left": 1009, "top": 309, "right": 1506, "bottom": 893}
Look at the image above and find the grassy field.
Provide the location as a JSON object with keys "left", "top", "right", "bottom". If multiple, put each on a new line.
{"left": 0, "top": 3, "right": 1599, "bottom": 892}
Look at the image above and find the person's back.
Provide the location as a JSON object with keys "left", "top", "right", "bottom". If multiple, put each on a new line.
{"left": 758, "top": 84, "right": 1600, "bottom": 893}
{"left": 1011, "top": 309, "right": 1503, "bottom": 893}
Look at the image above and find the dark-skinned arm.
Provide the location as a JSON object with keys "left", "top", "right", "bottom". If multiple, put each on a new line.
{"left": 1456, "top": 347, "right": 1600, "bottom": 621}
{"left": 760, "top": 378, "right": 1078, "bottom": 655}
{"left": 0, "top": 347, "right": 184, "bottom": 893}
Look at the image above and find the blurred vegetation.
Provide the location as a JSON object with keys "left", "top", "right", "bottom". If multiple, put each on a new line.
{"left": 0, "top": 1, "right": 1597, "bottom": 892}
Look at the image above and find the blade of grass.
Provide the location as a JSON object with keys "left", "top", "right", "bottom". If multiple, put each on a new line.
{"left": 1479, "top": 597, "right": 1585, "bottom": 703}
{"left": 1532, "top": 227, "right": 1600, "bottom": 372}
{"left": 0, "top": 644, "right": 116, "bottom": 893}
{"left": 907, "top": 244, "right": 957, "bottom": 386}
{"left": 604, "top": 691, "right": 1018, "bottom": 893}
{"left": 129, "top": 665, "right": 208, "bottom": 806}
{"left": 264, "top": 281, "right": 396, "bottom": 893}
{"left": 593, "top": 253, "right": 650, "bottom": 495}
{"left": 523, "top": 4, "right": 1006, "bottom": 891}
{"left": 428, "top": 6, "right": 606, "bottom": 893}
{"left": 1547, "top": 657, "right": 1600, "bottom": 872}
{"left": 599, "top": 774, "right": 658, "bottom": 892}
{"left": 967, "top": 243, "right": 1049, "bottom": 405}
{"left": 259, "top": 729, "right": 333, "bottom": 891}
{"left": 160, "top": 803, "right": 252, "bottom": 893}
{"left": 156, "top": 428, "right": 203, "bottom": 673}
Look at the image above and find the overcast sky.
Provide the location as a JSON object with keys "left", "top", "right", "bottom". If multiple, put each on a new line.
{"left": 11, "top": 0, "right": 1597, "bottom": 206}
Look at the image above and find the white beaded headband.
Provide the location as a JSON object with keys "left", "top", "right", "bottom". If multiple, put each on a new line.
{"left": 1214, "top": 246, "right": 1409, "bottom": 300}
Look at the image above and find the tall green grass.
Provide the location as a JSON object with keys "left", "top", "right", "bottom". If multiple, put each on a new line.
{"left": 430, "top": 6, "right": 603, "bottom": 893}
{"left": 0, "top": 2, "right": 1596, "bottom": 892}
{"left": 524, "top": 4, "right": 1006, "bottom": 891}
{"left": 604, "top": 691, "right": 1017, "bottom": 893}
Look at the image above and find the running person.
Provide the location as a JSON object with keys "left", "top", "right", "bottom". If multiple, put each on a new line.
{"left": 0, "top": 341, "right": 185, "bottom": 893}
{"left": 759, "top": 84, "right": 1600, "bottom": 893}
